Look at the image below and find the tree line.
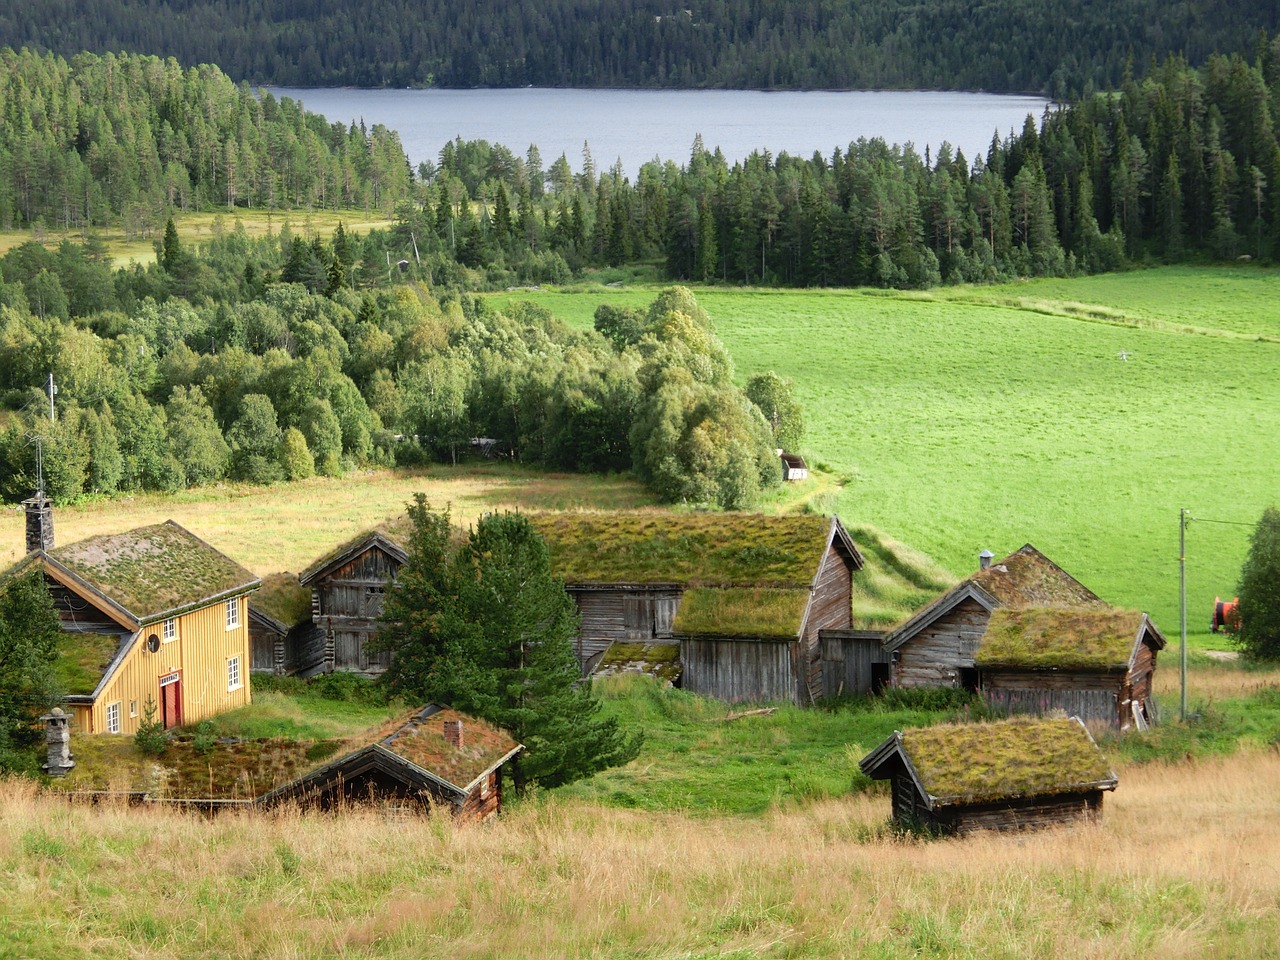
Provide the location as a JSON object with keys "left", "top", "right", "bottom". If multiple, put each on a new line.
{"left": 0, "top": 217, "right": 796, "bottom": 510}
{"left": 0, "top": 48, "right": 414, "bottom": 234}
{"left": 2, "top": 0, "right": 1277, "bottom": 98}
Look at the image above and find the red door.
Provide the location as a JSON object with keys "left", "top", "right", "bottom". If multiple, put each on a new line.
{"left": 161, "top": 679, "right": 182, "bottom": 729}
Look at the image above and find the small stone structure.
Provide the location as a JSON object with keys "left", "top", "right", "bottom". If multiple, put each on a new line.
{"left": 41, "top": 707, "right": 75, "bottom": 777}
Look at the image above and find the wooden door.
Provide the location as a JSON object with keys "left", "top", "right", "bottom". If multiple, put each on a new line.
{"left": 161, "top": 679, "right": 182, "bottom": 729}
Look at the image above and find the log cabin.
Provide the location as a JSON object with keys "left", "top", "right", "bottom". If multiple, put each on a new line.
{"left": 882, "top": 544, "right": 1107, "bottom": 691}
{"left": 858, "top": 716, "right": 1117, "bottom": 835}
{"left": 297, "top": 517, "right": 412, "bottom": 676}
{"left": 257, "top": 705, "right": 521, "bottom": 819}
{"left": 529, "top": 512, "right": 864, "bottom": 704}
{"left": 7, "top": 499, "right": 259, "bottom": 734}
{"left": 976, "top": 607, "right": 1166, "bottom": 729}
{"left": 248, "top": 573, "right": 321, "bottom": 676}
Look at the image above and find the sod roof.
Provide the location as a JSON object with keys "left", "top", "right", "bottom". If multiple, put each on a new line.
{"left": 976, "top": 607, "right": 1151, "bottom": 670}
{"left": 861, "top": 717, "right": 1116, "bottom": 806}
{"left": 49, "top": 706, "right": 519, "bottom": 801}
{"left": 971, "top": 544, "right": 1105, "bottom": 609}
{"left": 299, "top": 515, "right": 414, "bottom": 585}
{"left": 54, "top": 631, "right": 126, "bottom": 696}
{"left": 595, "top": 642, "right": 682, "bottom": 683}
{"left": 673, "top": 586, "right": 812, "bottom": 638}
{"left": 251, "top": 572, "right": 312, "bottom": 629}
{"left": 528, "top": 512, "right": 848, "bottom": 587}
{"left": 45, "top": 521, "right": 259, "bottom": 624}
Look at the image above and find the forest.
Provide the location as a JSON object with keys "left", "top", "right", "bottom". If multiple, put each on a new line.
{"left": 2, "top": 46, "right": 1280, "bottom": 510}
{"left": 1, "top": 0, "right": 1277, "bottom": 97}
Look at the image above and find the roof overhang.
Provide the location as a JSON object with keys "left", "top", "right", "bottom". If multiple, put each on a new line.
{"left": 882, "top": 581, "right": 999, "bottom": 653}
{"left": 300, "top": 532, "right": 409, "bottom": 587}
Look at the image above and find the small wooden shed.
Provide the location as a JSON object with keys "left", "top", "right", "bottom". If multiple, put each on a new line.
{"left": 976, "top": 607, "right": 1166, "bottom": 729}
{"left": 259, "top": 705, "right": 522, "bottom": 820}
{"left": 779, "top": 452, "right": 808, "bottom": 482}
{"left": 883, "top": 545, "right": 1106, "bottom": 691}
{"left": 297, "top": 518, "right": 412, "bottom": 676}
{"left": 859, "top": 716, "right": 1117, "bottom": 835}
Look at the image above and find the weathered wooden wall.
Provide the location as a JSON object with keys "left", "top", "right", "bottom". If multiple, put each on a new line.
{"left": 930, "top": 790, "right": 1106, "bottom": 835}
{"left": 800, "top": 542, "right": 855, "bottom": 703}
{"left": 567, "top": 586, "right": 681, "bottom": 673}
{"left": 983, "top": 670, "right": 1127, "bottom": 726}
{"left": 456, "top": 770, "right": 503, "bottom": 821}
{"left": 894, "top": 597, "right": 990, "bottom": 688}
{"left": 820, "top": 630, "right": 888, "bottom": 697}
{"left": 680, "top": 638, "right": 796, "bottom": 703}
{"left": 312, "top": 546, "right": 400, "bottom": 676}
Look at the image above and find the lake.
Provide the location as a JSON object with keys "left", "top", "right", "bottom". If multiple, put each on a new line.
{"left": 265, "top": 87, "right": 1052, "bottom": 177}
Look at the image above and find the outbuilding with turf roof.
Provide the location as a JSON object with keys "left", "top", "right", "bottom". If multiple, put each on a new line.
{"left": 976, "top": 607, "right": 1166, "bottom": 729}
{"left": 859, "top": 716, "right": 1118, "bottom": 834}
{"left": 882, "top": 544, "right": 1107, "bottom": 691}
{"left": 7, "top": 516, "right": 259, "bottom": 735}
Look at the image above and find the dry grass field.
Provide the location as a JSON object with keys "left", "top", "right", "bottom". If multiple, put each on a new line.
{"left": 3, "top": 748, "right": 1278, "bottom": 959}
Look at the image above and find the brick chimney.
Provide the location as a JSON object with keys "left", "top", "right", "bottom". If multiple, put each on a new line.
{"left": 979, "top": 549, "right": 994, "bottom": 570}
{"left": 23, "top": 494, "right": 54, "bottom": 553}
{"left": 443, "top": 718, "right": 463, "bottom": 749}
{"left": 41, "top": 707, "right": 75, "bottom": 778}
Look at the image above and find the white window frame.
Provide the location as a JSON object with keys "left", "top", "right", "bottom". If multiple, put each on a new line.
{"left": 129, "top": 700, "right": 138, "bottom": 718}
{"left": 162, "top": 617, "right": 177, "bottom": 642}
{"left": 106, "top": 701, "right": 122, "bottom": 734}
{"left": 225, "top": 597, "right": 240, "bottom": 630}
{"left": 227, "top": 655, "right": 242, "bottom": 692}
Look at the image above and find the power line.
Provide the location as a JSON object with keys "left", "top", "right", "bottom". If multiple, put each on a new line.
{"left": 1188, "top": 516, "right": 1254, "bottom": 527}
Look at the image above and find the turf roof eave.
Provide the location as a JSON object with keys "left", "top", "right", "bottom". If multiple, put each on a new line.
{"left": 299, "top": 516, "right": 414, "bottom": 585}
{"left": 976, "top": 607, "right": 1147, "bottom": 670}
{"left": 672, "top": 585, "right": 812, "bottom": 639}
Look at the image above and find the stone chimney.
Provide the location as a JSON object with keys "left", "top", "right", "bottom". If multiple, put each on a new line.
{"left": 23, "top": 494, "right": 54, "bottom": 553}
{"left": 443, "top": 718, "right": 463, "bottom": 749}
{"left": 41, "top": 707, "right": 75, "bottom": 778}
{"left": 979, "top": 549, "right": 994, "bottom": 571}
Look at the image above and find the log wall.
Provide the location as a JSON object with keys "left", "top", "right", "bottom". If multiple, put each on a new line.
{"left": 311, "top": 546, "right": 401, "bottom": 676}
{"left": 930, "top": 790, "right": 1106, "bottom": 835}
{"left": 894, "top": 598, "right": 990, "bottom": 688}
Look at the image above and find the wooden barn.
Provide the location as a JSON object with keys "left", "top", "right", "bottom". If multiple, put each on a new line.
{"left": 529, "top": 512, "right": 864, "bottom": 704}
{"left": 6, "top": 503, "right": 259, "bottom": 734}
{"left": 258, "top": 705, "right": 521, "bottom": 819}
{"left": 882, "top": 544, "right": 1106, "bottom": 691}
{"left": 248, "top": 573, "right": 321, "bottom": 676}
{"left": 859, "top": 716, "right": 1117, "bottom": 835}
{"left": 976, "top": 607, "right": 1167, "bottom": 729}
{"left": 297, "top": 518, "right": 412, "bottom": 676}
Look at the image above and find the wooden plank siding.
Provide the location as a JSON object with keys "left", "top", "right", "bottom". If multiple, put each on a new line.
{"left": 800, "top": 543, "right": 856, "bottom": 702}
{"left": 311, "top": 546, "right": 401, "bottom": 676}
{"left": 81, "top": 597, "right": 251, "bottom": 735}
{"left": 566, "top": 586, "right": 681, "bottom": 675}
{"left": 934, "top": 791, "right": 1106, "bottom": 835}
{"left": 681, "top": 638, "right": 796, "bottom": 703}
{"left": 820, "top": 630, "right": 889, "bottom": 697}
{"left": 894, "top": 598, "right": 990, "bottom": 689}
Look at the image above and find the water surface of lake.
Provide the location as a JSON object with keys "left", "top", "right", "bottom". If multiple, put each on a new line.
{"left": 266, "top": 87, "right": 1051, "bottom": 177}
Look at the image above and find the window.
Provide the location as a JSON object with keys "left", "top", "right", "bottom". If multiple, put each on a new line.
{"left": 162, "top": 617, "right": 177, "bottom": 642}
{"left": 129, "top": 700, "right": 138, "bottom": 718}
{"left": 225, "top": 597, "right": 240, "bottom": 630}
{"left": 227, "top": 656, "right": 242, "bottom": 691}
{"left": 106, "top": 701, "right": 122, "bottom": 734}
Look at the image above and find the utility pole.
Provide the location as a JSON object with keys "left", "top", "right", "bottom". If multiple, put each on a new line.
{"left": 1180, "top": 507, "right": 1188, "bottom": 721}
{"left": 46, "top": 373, "right": 57, "bottom": 421}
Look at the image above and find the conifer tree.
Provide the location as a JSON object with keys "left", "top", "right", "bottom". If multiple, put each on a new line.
{"left": 1236, "top": 506, "right": 1280, "bottom": 660}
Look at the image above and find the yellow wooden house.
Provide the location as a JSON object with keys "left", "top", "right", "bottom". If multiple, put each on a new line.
{"left": 11, "top": 515, "right": 260, "bottom": 735}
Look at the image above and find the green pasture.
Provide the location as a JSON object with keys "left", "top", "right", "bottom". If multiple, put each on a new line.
{"left": 493, "top": 266, "right": 1280, "bottom": 644}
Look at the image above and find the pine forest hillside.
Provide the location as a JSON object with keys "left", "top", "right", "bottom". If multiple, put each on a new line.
{"left": 1, "top": 0, "right": 1277, "bottom": 96}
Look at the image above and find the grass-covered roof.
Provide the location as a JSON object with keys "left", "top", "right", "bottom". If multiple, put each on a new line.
{"left": 976, "top": 607, "right": 1147, "bottom": 670}
{"left": 596, "top": 642, "right": 682, "bottom": 683}
{"left": 899, "top": 717, "right": 1115, "bottom": 804}
{"left": 673, "top": 586, "right": 812, "bottom": 638}
{"left": 299, "top": 514, "right": 414, "bottom": 584}
{"left": 47, "top": 521, "right": 258, "bottom": 623}
{"left": 251, "top": 573, "right": 312, "bottom": 628}
{"left": 972, "top": 544, "right": 1105, "bottom": 609}
{"left": 529, "top": 512, "right": 839, "bottom": 587}
{"left": 50, "top": 706, "right": 518, "bottom": 801}
{"left": 54, "top": 632, "right": 124, "bottom": 696}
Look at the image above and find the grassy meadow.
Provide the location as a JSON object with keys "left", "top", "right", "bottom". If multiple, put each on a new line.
{"left": 494, "top": 265, "right": 1280, "bottom": 648}
{"left": 0, "top": 207, "right": 395, "bottom": 267}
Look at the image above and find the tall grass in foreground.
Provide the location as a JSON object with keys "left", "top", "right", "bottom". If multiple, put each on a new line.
{"left": 3, "top": 750, "right": 1278, "bottom": 959}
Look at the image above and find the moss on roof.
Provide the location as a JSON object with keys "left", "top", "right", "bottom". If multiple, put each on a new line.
{"left": 50, "top": 735, "right": 340, "bottom": 800}
{"left": 529, "top": 512, "right": 834, "bottom": 587}
{"left": 252, "top": 573, "right": 312, "bottom": 628}
{"left": 902, "top": 717, "right": 1115, "bottom": 804}
{"left": 596, "top": 642, "right": 682, "bottom": 682}
{"left": 354, "top": 706, "right": 520, "bottom": 790}
{"left": 54, "top": 632, "right": 124, "bottom": 696}
{"left": 673, "top": 586, "right": 811, "bottom": 638}
{"left": 48, "top": 522, "right": 258, "bottom": 623}
{"left": 977, "top": 607, "right": 1145, "bottom": 670}
{"left": 972, "top": 545, "right": 1105, "bottom": 609}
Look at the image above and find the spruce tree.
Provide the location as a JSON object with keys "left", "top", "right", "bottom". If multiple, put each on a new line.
{"left": 1236, "top": 506, "right": 1280, "bottom": 660}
